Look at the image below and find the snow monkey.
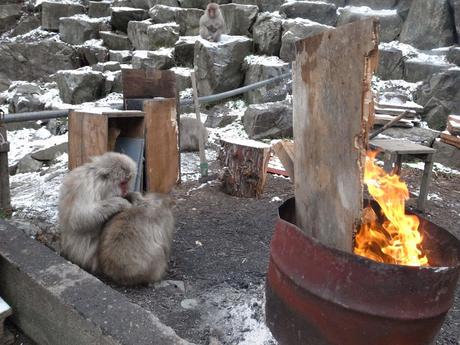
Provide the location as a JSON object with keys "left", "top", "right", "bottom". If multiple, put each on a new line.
{"left": 199, "top": 2, "right": 226, "bottom": 42}
{"left": 98, "top": 192, "right": 175, "bottom": 286}
{"left": 58, "top": 152, "right": 136, "bottom": 273}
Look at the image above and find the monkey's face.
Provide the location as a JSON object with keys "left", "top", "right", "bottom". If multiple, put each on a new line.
{"left": 119, "top": 178, "right": 130, "bottom": 197}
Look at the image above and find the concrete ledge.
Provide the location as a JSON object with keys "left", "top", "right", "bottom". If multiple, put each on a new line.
{"left": 0, "top": 219, "right": 192, "bottom": 345}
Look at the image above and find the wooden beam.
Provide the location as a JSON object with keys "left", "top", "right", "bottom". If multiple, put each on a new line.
{"left": 143, "top": 98, "right": 179, "bottom": 194}
{"left": 272, "top": 140, "right": 295, "bottom": 183}
{"left": 293, "top": 19, "right": 379, "bottom": 252}
{"left": 0, "top": 125, "right": 11, "bottom": 216}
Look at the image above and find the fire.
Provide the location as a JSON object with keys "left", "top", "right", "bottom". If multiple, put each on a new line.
{"left": 354, "top": 151, "right": 429, "bottom": 266}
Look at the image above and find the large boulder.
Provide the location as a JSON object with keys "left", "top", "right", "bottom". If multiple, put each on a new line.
{"left": 55, "top": 67, "right": 106, "bottom": 104}
{"left": 259, "top": 0, "right": 287, "bottom": 12}
{"left": 337, "top": 6, "right": 403, "bottom": 42}
{"left": 0, "top": 40, "right": 79, "bottom": 92}
{"left": 41, "top": 1, "right": 85, "bottom": 31}
{"left": 377, "top": 45, "right": 405, "bottom": 80}
{"left": 252, "top": 13, "right": 282, "bottom": 56}
{"left": 280, "top": 19, "right": 332, "bottom": 62}
{"left": 178, "top": 0, "right": 208, "bottom": 9}
{"left": 242, "top": 100, "right": 292, "bottom": 140}
{"left": 243, "top": 55, "right": 290, "bottom": 104}
{"left": 171, "top": 67, "right": 192, "bottom": 92}
{"left": 433, "top": 139, "right": 460, "bottom": 170}
{"left": 174, "top": 36, "right": 198, "bottom": 67}
{"left": 396, "top": 0, "right": 413, "bottom": 20}
{"left": 10, "top": 14, "right": 41, "bottom": 37}
{"left": 447, "top": 47, "right": 460, "bottom": 66}
{"left": 131, "top": 49, "right": 175, "bottom": 70}
{"left": 88, "top": 1, "right": 112, "bottom": 18}
{"left": 100, "top": 31, "right": 132, "bottom": 50}
{"left": 449, "top": 0, "right": 460, "bottom": 38}
{"left": 78, "top": 41, "right": 110, "bottom": 65}
{"left": 399, "top": 0, "right": 455, "bottom": 50}
{"left": 280, "top": 1, "right": 337, "bottom": 26}
{"left": 404, "top": 59, "right": 452, "bottom": 83}
{"left": 59, "top": 15, "right": 109, "bottom": 45}
{"left": 109, "top": 50, "right": 133, "bottom": 63}
{"left": 0, "top": 3, "right": 21, "bottom": 34}
{"left": 415, "top": 68, "right": 460, "bottom": 130}
{"left": 149, "top": 5, "right": 203, "bottom": 36}
{"left": 6, "top": 82, "right": 45, "bottom": 114}
{"left": 194, "top": 36, "right": 253, "bottom": 96}
{"left": 347, "top": 0, "right": 397, "bottom": 9}
{"left": 128, "top": 20, "right": 179, "bottom": 50}
{"left": 219, "top": 4, "right": 259, "bottom": 36}
{"left": 111, "top": 7, "right": 148, "bottom": 32}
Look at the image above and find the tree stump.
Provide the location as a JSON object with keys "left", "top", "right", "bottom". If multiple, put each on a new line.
{"left": 218, "top": 138, "right": 271, "bottom": 198}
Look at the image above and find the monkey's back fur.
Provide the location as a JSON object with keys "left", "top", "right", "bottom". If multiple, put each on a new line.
{"left": 98, "top": 193, "right": 175, "bottom": 286}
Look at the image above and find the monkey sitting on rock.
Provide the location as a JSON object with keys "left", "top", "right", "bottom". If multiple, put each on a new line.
{"left": 199, "top": 2, "right": 226, "bottom": 42}
{"left": 58, "top": 152, "right": 174, "bottom": 286}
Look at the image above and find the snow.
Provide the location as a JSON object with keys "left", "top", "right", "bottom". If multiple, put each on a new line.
{"left": 403, "top": 162, "right": 460, "bottom": 176}
{"left": 340, "top": 6, "right": 398, "bottom": 16}
{"left": 244, "top": 55, "right": 288, "bottom": 67}
{"left": 380, "top": 41, "right": 454, "bottom": 65}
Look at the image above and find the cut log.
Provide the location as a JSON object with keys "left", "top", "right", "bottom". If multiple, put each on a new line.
{"left": 293, "top": 19, "right": 379, "bottom": 252}
{"left": 218, "top": 138, "right": 271, "bottom": 198}
{"left": 447, "top": 115, "right": 460, "bottom": 136}
{"left": 0, "top": 125, "right": 11, "bottom": 216}
{"left": 440, "top": 131, "right": 460, "bottom": 149}
{"left": 143, "top": 98, "right": 180, "bottom": 194}
{"left": 272, "top": 140, "right": 295, "bottom": 182}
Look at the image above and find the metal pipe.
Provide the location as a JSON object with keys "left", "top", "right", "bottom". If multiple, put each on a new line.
{"left": 1, "top": 110, "right": 70, "bottom": 124}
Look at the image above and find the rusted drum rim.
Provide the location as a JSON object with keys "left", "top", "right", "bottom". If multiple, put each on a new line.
{"left": 266, "top": 197, "right": 460, "bottom": 345}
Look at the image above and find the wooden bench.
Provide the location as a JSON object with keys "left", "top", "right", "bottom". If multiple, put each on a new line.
{"left": 369, "top": 139, "right": 436, "bottom": 212}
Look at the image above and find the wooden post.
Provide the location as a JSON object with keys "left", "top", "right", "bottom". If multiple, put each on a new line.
{"left": 293, "top": 19, "right": 379, "bottom": 252}
{"left": 143, "top": 98, "right": 179, "bottom": 194}
{"left": 190, "top": 71, "right": 208, "bottom": 177}
{"left": 0, "top": 125, "right": 11, "bottom": 217}
{"left": 218, "top": 138, "right": 271, "bottom": 198}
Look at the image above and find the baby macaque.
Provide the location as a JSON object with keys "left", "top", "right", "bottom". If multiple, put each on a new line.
{"left": 58, "top": 152, "right": 136, "bottom": 273}
{"left": 98, "top": 192, "right": 175, "bottom": 286}
{"left": 199, "top": 2, "right": 226, "bottom": 42}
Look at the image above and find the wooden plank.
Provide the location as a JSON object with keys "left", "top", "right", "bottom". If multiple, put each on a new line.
{"left": 272, "top": 140, "right": 295, "bottom": 182}
{"left": 0, "top": 125, "right": 11, "bottom": 216}
{"left": 68, "top": 111, "right": 83, "bottom": 170}
{"left": 293, "top": 18, "right": 379, "bottom": 252}
{"left": 375, "top": 100, "right": 424, "bottom": 113}
{"left": 373, "top": 114, "right": 414, "bottom": 128}
{"left": 441, "top": 131, "right": 460, "bottom": 148}
{"left": 370, "top": 139, "right": 436, "bottom": 155}
{"left": 218, "top": 138, "right": 271, "bottom": 198}
{"left": 447, "top": 115, "right": 460, "bottom": 136}
{"left": 122, "top": 69, "right": 176, "bottom": 100}
{"left": 374, "top": 106, "right": 417, "bottom": 118}
{"left": 143, "top": 98, "right": 179, "bottom": 194}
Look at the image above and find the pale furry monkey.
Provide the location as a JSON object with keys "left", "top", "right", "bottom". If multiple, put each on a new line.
{"left": 58, "top": 152, "right": 136, "bottom": 273}
{"left": 199, "top": 3, "right": 226, "bottom": 42}
{"left": 98, "top": 192, "right": 175, "bottom": 286}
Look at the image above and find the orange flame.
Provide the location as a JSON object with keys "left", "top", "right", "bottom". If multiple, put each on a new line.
{"left": 354, "top": 151, "right": 429, "bottom": 266}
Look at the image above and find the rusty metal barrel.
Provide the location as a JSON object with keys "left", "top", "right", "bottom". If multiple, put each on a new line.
{"left": 266, "top": 198, "right": 460, "bottom": 345}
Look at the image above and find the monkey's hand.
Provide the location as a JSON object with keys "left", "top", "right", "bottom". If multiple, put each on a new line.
{"left": 125, "top": 191, "right": 143, "bottom": 204}
{"left": 102, "top": 196, "right": 132, "bottom": 214}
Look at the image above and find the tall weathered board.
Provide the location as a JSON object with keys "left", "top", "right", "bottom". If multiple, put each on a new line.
{"left": 293, "top": 19, "right": 379, "bottom": 252}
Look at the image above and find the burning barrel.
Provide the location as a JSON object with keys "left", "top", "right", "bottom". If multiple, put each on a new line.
{"left": 265, "top": 197, "right": 460, "bottom": 345}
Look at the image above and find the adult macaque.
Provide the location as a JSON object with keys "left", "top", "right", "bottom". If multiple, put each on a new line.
{"left": 58, "top": 152, "right": 136, "bottom": 273}
{"left": 98, "top": 192, "right": 175, "bottom": 286}
{"left": 199, "top": 2, "right": 226, "bottom": 42}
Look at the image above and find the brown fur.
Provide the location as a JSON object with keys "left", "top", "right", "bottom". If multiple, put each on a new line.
{"left": 58, "top": 152, "right": 136, "bottom": 273}
{"left": 98, "top": 192, "right": 175, "bottom": 286}
{"left": 199, "top": 3, "right": 226, "bottom": 42}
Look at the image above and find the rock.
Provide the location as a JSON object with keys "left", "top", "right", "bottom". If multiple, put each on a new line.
{"left": 259, "top": 0, "right": 284, "bottom": 12}
{"left": 149, "top": 5, "right": 203, "bottom": 36}
{"left": 194, "top": 36, "right": 253, "bottom": 96}
{"left": 415, "top": 69, "right": 460, "bottom": 130}
{"left": 46, "top": 119, "right": 68, "bottom": 135}
{"left": 174, "top": 36, "right": 198, "bottom": 67}
{"left": 89, "top": 1, "right": 112, "bottom": 18}
{"left": 243, "top": 100, "right": 292, "bottom": 140}
{"left": 32, "top": 127, "right": 52, "bottom": 140}
{"left": 377, "top": 45, "right": 405, "bottom": 80}
{"left": 280, "top": 1, "right": 337, "bottom": 26}
{"left": 104, "top": 70, "right": 123, "bottom": 93}
{"left": 180, "top": 298, "right": 199, "bottom": 310}
{"left": 31, "top": 143, "right": 68, "bottom": 162}
{"left": 109, "top": 50, "right": 133, "bottom": 63}
{"left": 17, "top": 154, "right": 43, "bottom": 174}
{"left": 151, "top": 0, "right": 180, "bottom": 6}
{"left": 336, "top": 6, "right": 402, "bottom": 43}
{"left": 59, "top": 15, "right": 109, "bottom": 45}
{"left": 128, "top": 20, "right": 179, "bottom": 50}
{"left": 433, "top": 139, "right": 460, "bottom": 169}
{"left": 346, "top": 0, "right": 397, "bottom": 10}
{"left": 100, "top": 31, "right": 132, "bottom": 50}
{"left": 0, "top": 40, "right": 79, "bottom": 91}
{"left": 131, "top": 49, "right": 175, "bottom": 70}
{"left": 377, "top": 127, "right": 440, "bottom": 147}
{"left": 111, "top": 7, "right": 148, "bottom": 32}
{"left": 7, "top": 82, "right": 45, "bottom": 114}
{"left": 399, "top": 0, "right": 455, "bottom": 50}
{"left": 131, "top": 0, "right": 152, "bottom": 9}
{"left": 55, "top": 67, "right": 106, "bottom": 104}
{"left": 280, "top": 19, "right": 332, "bottom": 62}
{"left": 0, "top": 3, "right": 22, "bottom": 34}
{"left": 93, "top": 61, "right": 121, "bottom": 72}
{"left": 219, "top": 4, "right": 259, "bottom": 36}
{"left": 10, "top": 14, "right": 41, "bottom": 37}
{"left": 396, "top": 0, "right": 413, "bottom": 20}
{"left": 78, "top": 42, "right": 110, "bottom": 65}
{"left": 41, "top": 1, "right": 85, "bottom": 31}
{"left": 447, "top": 46, "right": 460, "bottom": 66}
{"left": 243, "top": 55, "right": 290, "bottom": 104}
{"left": 178, "top": 0, "right": 207, "bottom": 9}
{"left": 252, "top": 13, "right": 282, "bottom": 57}
{"left": 204, "top": 105, "right": 239, "bottom": 128}
{"left": 450, "top": 0, "right": 460, "bottom": 38}
{"left": 321, "top": 0, "right": 345, "bottom": 6}
{"left": 171, "top": 67, "right": 192, "bottom": 92}
{"left": 403, "top": 59, "right": 451, "bottom": 83}
{"left": 179, "top": 116, "right": 208, "bottom": 152}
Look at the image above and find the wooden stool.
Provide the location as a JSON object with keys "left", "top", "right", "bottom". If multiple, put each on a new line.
{"left": 369, "top": 139, "right": 436, "bottom": 212}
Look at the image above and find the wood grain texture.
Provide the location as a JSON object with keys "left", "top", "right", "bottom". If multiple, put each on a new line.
{"left": 143, "top": 98, "right": 179, "bottom": 194}
{"left": 293, "top": 18, "right": 379, "bottom": 252}
{"left": 0, "top": 125, "right": 11, "bottom": 214}
{"left": 273, "top": 140, "right": 295, "bottom": 183}
{"left": 122, "top": 69, "right": 176, "bottom": 100}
